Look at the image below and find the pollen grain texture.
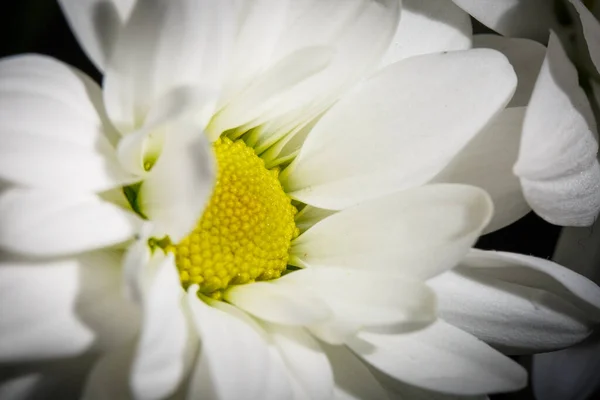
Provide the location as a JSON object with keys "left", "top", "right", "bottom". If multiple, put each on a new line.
{"left": 167, "top": 137, "right": 299, "bottom": 297}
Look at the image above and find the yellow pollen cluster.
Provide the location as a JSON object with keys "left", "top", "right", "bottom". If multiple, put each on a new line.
{"left": 166, "top": 137, "right": 299, "bottom": 297}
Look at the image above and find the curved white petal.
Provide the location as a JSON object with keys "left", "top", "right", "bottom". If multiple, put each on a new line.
{"left": 219, "top": 0, "right": 291, "bottom": 106}
{"left": 431, "top": 107, "right": 530, "bottom": 233}
{"left": 186, "top": 290, "right": 292, "bottom": 400}
{"left": 320, "top": 343, "right": 389, "bottom": 400}
{"left": 569, "top": 0, "right": 600, "bottom": 74}
{"left": 115, "top": 127, "right": 154, "bottom": 176}
{"left": 349, "top": 320, "right": 527, "bottom": 396}
{"left": 0, "top": 188, "right": 140, "bottom": 257}
{"left": 474, "top": 34, "right": 546, "bottom": 108}
{"left": 103, "top": 0, "right": 235, "bottom": 132}
{"left": 264, "top": 324, "right": 334, "bottom": 400}
{"left": 451, "top": 0, "right": 557, "bottom": 42}
{"left": 225, "top": 281, "right": 332, "bottom": 326}
{"left": 212, "top": 0, "right": 400, "bottom": 140}
{"left": 82, "top": 343, "right": 135, "bottom": 400}
{"left": 138, "top": 123, "right": 215, "bottom": 242}
{"left": 207, "top": 46, "right": 333, "bottom": 140}
{"left": 514, "top": 32, "right": 600, "bottom": 226}
{"left": 0, "top": 54, "right": 133, "bottom": 191}
{"left": 116, "top": 86, "right": 216, "bottom": 176}
{"left": 308, "top": 320, "right": 361, "bottom": 347}
{"left": 282, "top": 49, "right": 516, "bottom": 209}
{"left": 130, "top": 253, "right": 195, "bottom": 400}
{"left": 0, "top": 251, "right": 140, "bottom": 363}
{"left": 464, "top": 250, "right": 600, "bottom": 317}
{"left": 58, "top": 0, "right": 135, "bottom": 71}
{"left": 196, "top": 298, "right": 294, "bottom": 400}
{"left": 122, "top": 234, "right": 151, "bottom": 304}
{"left": 431, "top": 249, "right": 600, "bottom": 354}
{"left": 263, "top": 0, "right": 399, "bottom": 132}
{"left": 290, "top": 184, "right": 492, "bottom": 280}
{"left": 273, "top": 268, "right": 437, "bottom": 331}
{"left": 380, "top": 0, "right": 472, "bottom": 66}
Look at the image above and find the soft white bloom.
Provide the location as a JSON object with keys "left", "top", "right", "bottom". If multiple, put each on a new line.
{"left": 452, "top": 0, "right": 600, "bottom": 227}
{"left": 446, "top": 3, "right": 600, "bottom": 397}
{"left": 1, "top": 1, "right": 600, "bottom": 399}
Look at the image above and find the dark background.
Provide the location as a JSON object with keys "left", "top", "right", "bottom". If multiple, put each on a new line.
{"left": 0, "top": 1, "right": 562, "bottom": 399}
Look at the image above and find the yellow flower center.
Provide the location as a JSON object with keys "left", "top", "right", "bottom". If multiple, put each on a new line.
{"left": 166, "top": 137, "right": 299, "bottom": 297}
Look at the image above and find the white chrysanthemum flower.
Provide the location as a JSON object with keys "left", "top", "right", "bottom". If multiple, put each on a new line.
{"left": 451, "top": 0, "right": 600, "bottom": 227}
{"left": 1, "top": 1, "right": 600, "bottom": 399}
{"left": 451, "top": 1, "right": 600, "bottom": 398}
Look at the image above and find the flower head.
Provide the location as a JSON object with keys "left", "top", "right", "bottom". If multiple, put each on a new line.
{"left": 1, "top": 1, "right": 600, "bottom": 399}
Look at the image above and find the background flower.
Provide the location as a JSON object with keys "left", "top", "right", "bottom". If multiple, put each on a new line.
{"left": 449, "top": 1, "right": 600, "bottom": 399}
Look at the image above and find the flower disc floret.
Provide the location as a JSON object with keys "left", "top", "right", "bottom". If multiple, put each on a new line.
{"left": 166, "top": 137, "right": 299, "bottom": 296}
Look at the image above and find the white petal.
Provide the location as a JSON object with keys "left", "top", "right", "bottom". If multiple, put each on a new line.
{"left": 320, "top": 343, "right": 389, "bottom": 400}
{"left": 463, "top": 250, "right": 600, "bottom": 316}
{"left": 264, "top": 324, "right": 334, "bottom": 400}
{"left": 568, "top": 0, "right": 600, "bottom": 74}
{"left": 380, "top": 0, "right": 472, "bottom": 66}
{"left": 289, "top": 184, "right": 492, "bottom": 280}
{"left": 186, "top": 290, "right": 292, "bottom": 400}
{"left": 219, "top": 0, "right": 291, "bottom": 106}
{"left": 103, "top": 0, "right": 235, "bottom": 132}
{"left": 131, "top": 254, "right": 195, "bottom": 400}
{"left": 308, "top": 319, "right": 361, "bottom": 347}
{"left": 274, "top": 268, "right": 437, "bottom": 331}
{"left": 115, "top": 127, "right": 156, "bottom": 176}
{"left": 430, "top": 269, "right": 588, "bottom": 354}
{"left": 473, "top": 34, "right": 546, "bottom": 107}
{"left": 121, "top": 224, "right": 186, "bottom": 306}
{"left": 122, "top": 235, "right": 151, "bottom": 304}
{"left": 514, "top": 32, "right": 600, "bottom": 226}
{"left": 431, "top": 107, "right": 530, "bottom": 233}
{"left": 58, "top": 0, "right": 135, "bottom": 71}
{"left": 207, "top": 46, "right": 334, "bottom": 140}
{"left": 82, "top": 343, "right": 135, "bottom": 400}
{"left": 451, "top": 0, "right": 558, "bottom": 42}
{"left": 532, "top": 331, "right": 600, "bottom": 400}
{"left": 201, "top": 298, "right": 297, "bottom": 400}
{"left": 431, "top": 249, "right": 600, "bottom": 354}
{"left": 261, "top": 0, "right": 400, "bottom": 130}
{"left": 282, "top": 49, "right": 516, "bottom": 209}
{"left": 225, "top": 280, "right": 332, "bottom": 326}
{"left": 269, "top": 0, "right": 398, "bottom": 63}
{"left": 0, "top": 251, "right": 140, "bottom": 363}
{"left": 0, "top": 54, "right": 134, "bottom": 191}
{"left": 113, "top": 85, "right": 213, "bottom": 176}
{"left": 0, "top": 188, "right": 140, "bottom": 257}
{"left": 349, "top": 320, "right": 527, "bottom": 395}
{"left": 138, "top": 124, "right": 215, "bottom": 242}
{"left": 211, "top": 0, "right": 400, "bottom": 140}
